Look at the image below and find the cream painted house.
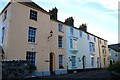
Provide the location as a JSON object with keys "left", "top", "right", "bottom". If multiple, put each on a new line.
{"left": 98, "top": 38, "right": 109, "bottom": 68}
{"left": 0, "top": 1, "right": 67, "bottom": 76}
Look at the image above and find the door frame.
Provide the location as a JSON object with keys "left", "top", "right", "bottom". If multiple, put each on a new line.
{"left": 49, "top": 52, "right": 55, "bottom": 74}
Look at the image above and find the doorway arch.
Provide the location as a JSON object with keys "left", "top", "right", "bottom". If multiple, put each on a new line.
{"left": 82, "top": 55, "right": 86, "bottom": 70}
{"left": 49, "top": 52, "right": 55, "bottom": 74}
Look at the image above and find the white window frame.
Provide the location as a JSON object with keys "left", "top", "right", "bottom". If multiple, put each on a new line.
{"left": 59, "top": 55, "right": 64, "bottom": 68}
{"left": 28, "top": 27, "right": 37, "bottom": 43}
{"left": 80, "top": 31, "right": 82, "bottom": 37}
{"left": 89, "top": 42, "right": 95, "bottom": 53}
{"left": 30, "top": 10, "right": 37, "bottom": 21}
{"left": 71, "top": 56, "right": 76, "bottom": 67}
{"left": 26, "top": 51, "right": 36, "bottom": 67}
{"left": 70, "top": 28, "right": 73, "bottom": 35}
{"left": 58, "top": 36, "right": 63, "bottom": 48}
{"left": 58, "top": 24, "right": 63, "bottom": 32}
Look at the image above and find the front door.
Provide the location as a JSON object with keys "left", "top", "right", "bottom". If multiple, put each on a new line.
{"left": 82, "top": 56, "right": 86, "bottom": 70}
{"left": 50, "top": 53, "right": 54, "bottom": 74}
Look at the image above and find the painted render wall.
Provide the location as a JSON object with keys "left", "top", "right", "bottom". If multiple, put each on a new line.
{"left": 85, "top": 34, "right": 100, "bottom": 69}
{"left": 109, "top": 48, "right": 119, "bottom": 62}
{"left": 66, "top": 26, "right": 100, "bottom": 70}
{"left": 50, "top": 20, "right": 67, "bottom": 74}
{"left": 2, "top": 2, "right": 51, "bottom": 76}
{"left": 98, "top": 39, "right": 109, "bottom": 68}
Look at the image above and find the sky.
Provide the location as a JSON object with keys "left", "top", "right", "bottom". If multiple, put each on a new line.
{"left": 0, "top": 0, "right": 119, "bottom": 45}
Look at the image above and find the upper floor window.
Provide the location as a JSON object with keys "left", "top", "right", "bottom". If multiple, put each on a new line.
{"left": 28, "top": 27, "right": 37, "bottom": 43}
{"left": 73, "top": 38, "right": 77, "bottom": 49}
{"left": 59, "top": 55, "right": 64, "bottom": 68}
{"left": 58, "top": 36, "right": 63, "bottom": 48}
{"left": 3, "top": 10, "right": 7, "bottom": 21}
{"left": 94, "top": 37, "right": 96, "bottom": 42}
{"left": 100, "top": 39, "right": 101, "bottom": 44}
{"left": 30, "top": 10, "right": 37, "bottom": 21}
{"left": 58, "top": 24, "right": 63, "bottom": 32}
{"left": 104, "top": 41, "right": 106, "bottom": 46}
{"left": 89, "top": 42, "right": 95, "bottom": 53}
{"left": 80, "top": 31, "right": 82, "bottom": 37}
{"left": 70, "top": 38, "right": 73, "bottom": 49}
{"left": 102, "top": 46, "right": 106, "bottom": 54}
{"left": 69, "top": 38, "right": 77, "bottom": 49}
{"left": 2, "top": 27, "right": 5, "bottom": 43}
{"left": 87, "top": 34, "right": 89, "bottom": 40}
{"left": 70, "top": 28, "right": 73, "bottom": 35}
{"left": 26, "top": 51, "right": 36, "bottom": 67}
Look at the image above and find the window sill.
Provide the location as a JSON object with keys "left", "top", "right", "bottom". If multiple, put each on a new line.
{"left": 30, "top": 19, "right": 38, "bottom": 22}
{"left": 58, "top": 31, "right": 64, "bottom": 33}
{"left": 58, "top": 47, "right": 64, "bottom": 49}
{"left": 28, "top": 42, "right": 37, "bottom": 45}
{"left": 59, "top": 66, "right": 64, "bottom": 69}
{"left": 69, "top": 49, "right": 78, "bottom": 52}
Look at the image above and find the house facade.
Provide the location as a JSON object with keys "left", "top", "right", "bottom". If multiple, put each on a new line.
{"left": 108, "top": 43, "right": 120, "bottom": 65}
{"left": 66, "top": 21, "right": 101, "bottom": 72}
{"left": 0, "top": 0, "right": 110, "bottom": 77}
{"left": 0, "top": 1, "right": 67, "bottom": 76}
{"left": 98, "top": 38, "right": 109, "bottom": 68}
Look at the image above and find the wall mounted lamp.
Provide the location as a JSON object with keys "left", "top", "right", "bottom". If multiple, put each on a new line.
{"left": 69, "top": 57, "right": 72, "bottom": 61}
{"left": 78, "top": 58, "right": 81, "bottom": 62}
{"left": 48, "top": 30, "right": 53, "bottom": 40}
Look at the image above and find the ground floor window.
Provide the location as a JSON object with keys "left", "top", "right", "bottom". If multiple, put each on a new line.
{"left": 91, "top": 57, "right": 94, "bottom": 66}
{"left": 71, "top": 56, "right": 76, "bottom": 68}
{"left": 26, "top": 51, "right": 36, "bottom": 67}
{"left": 59, "top": 55, "right": 64, "bottom": 68}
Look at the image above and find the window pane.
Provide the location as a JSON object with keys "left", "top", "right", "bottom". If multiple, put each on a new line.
{"left": 28, "top": 27, "right": 36, "bottom": 43}
{"left": 70, "top": 39, "right": 73, "bottom": 49}
{"left": 30, "top": 10, "right": 37, "bottom": 21}
{"left": 58, "top": 36, "right": 63, "bottom": 48}
{"left": 91, "top": 57, "right": 94, "bottom": 66}
{"left": 71, "top": 56, "right": 76, "bottom": 67}
{"left": 70, "top": 28, "right": 73, "bottom": 35}
{"left": 59, "top": 55, "right": 63, "bottom": 68}
{"left": 26, "top": 51, "right": 36, "bottom": 67}
{"left": 58, "top": 24, "right": 63, "bottom": 32}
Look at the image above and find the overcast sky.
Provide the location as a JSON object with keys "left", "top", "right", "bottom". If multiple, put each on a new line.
{"left": 0, "top": 0, "right": 119, "bottom": 45}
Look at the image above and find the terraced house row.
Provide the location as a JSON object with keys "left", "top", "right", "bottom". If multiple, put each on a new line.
{"left": 0, "top": 1, "right": 110, "bottom": 76}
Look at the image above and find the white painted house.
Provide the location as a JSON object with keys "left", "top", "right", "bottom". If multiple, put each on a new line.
{"left": 66, "top": 18, "right": 101, "bottom": 72}
{"left": 108, "top": 43, "right": 120, "bottom": 65}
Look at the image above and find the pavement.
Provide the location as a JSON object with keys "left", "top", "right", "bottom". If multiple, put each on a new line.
{"left": 37, "top": 70, "right": 113, "bottom": 80}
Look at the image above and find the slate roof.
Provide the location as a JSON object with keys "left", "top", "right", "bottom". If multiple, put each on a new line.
{"left": 19, "top": 2, "right": 50, "bottom": 15}
{"left": 108, "top": 43, "right": 120, "bottom": 52}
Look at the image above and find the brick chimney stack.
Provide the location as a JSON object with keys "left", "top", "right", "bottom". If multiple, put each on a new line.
{"left": 79, "top": 23, "right": 87, "bottom": 32}
{"left": 49, "top": 7, "right": 58, "bottom": 20}
{"left": 65, "top": 17, "right": 74, "bottom": 27}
